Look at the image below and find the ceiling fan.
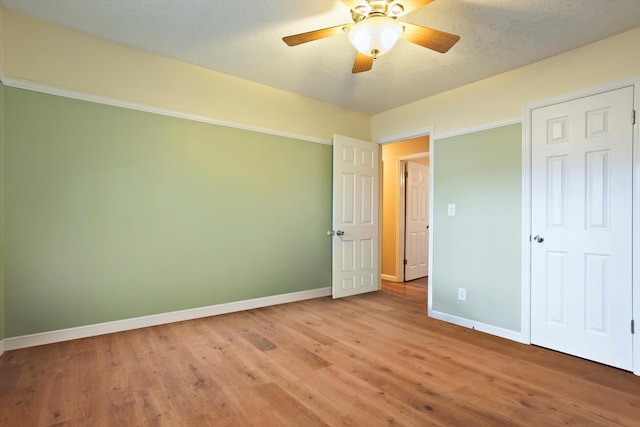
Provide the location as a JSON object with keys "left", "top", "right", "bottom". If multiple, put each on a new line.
{"left": 282, "top": 0, "right": 460, "bottom": 73}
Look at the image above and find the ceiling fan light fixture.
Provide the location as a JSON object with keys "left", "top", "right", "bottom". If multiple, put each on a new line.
{"left": 348, "top": 16, "right": 403, "bottom": 58}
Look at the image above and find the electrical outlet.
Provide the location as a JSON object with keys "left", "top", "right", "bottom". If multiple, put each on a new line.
{"left": 457, "top": 288, "right": 467, "bottom": 301}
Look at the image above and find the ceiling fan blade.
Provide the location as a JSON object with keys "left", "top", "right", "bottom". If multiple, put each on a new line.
{"left": 352, "top": 52, "right": 374, "bottom": 73}
{"left": 401, "top": 22, "right": 460, "bottom": 53}
{"left": 283, "top": 24, "right": 351, "bottom": 46}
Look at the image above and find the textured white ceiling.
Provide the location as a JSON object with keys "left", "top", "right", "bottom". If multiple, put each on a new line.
{"left": 2, "top": 0, "right": 640, "bottom": 115}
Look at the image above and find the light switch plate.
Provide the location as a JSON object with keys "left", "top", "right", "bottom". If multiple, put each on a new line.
{"left": 448, "top": 203, "right": 456, "bottom": 216}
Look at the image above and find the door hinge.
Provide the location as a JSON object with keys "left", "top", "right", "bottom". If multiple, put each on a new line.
{"left": 632, "top": 319, "right": 635, "bottom": 334}
{"left": 633, "top": 110, "right": 636, "bottom": 125}
{"left": 403, "top": 259, "right": 407, "bottom": 265}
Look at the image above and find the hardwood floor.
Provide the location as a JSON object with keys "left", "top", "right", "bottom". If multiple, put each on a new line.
{"left": 1, "top": 278, "right": 639, "bottom": 426}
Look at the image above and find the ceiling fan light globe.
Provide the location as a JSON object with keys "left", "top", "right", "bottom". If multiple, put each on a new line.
{"left": 348, "top": 16, "right": 403, "bottom": 58}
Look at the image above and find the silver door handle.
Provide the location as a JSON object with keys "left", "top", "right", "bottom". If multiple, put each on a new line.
{"left": 336, "top": 230, "right": 345, "bottom": 236}
{"left": 533, "top": 235, "right": 544, "bottom": 243}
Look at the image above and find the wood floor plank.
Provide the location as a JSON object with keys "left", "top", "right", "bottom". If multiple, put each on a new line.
{"left": 2, "top": 278, "right": 640, "bottom": 426}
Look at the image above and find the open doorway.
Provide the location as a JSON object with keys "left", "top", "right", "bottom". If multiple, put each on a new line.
{"left": 380, "top": 136, "right": 429, "bottom": 283}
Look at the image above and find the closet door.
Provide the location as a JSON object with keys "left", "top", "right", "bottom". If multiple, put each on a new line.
{"left": 530, "top": 86, "right": 634, "bottom": 370}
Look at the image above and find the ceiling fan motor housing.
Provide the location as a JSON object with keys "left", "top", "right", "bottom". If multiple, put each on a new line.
{"left": 352, "top": 0, "right": 405, "bottom": 23}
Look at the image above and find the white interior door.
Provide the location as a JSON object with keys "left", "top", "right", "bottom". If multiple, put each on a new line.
{"left": 331, "top": 134, "right": 379, "bottom": 299}
{"left": 530, "top": 86, "right": 634, "bottom": 370}
{"left": 404, "top": 161, "right": 429, "bottom": 281}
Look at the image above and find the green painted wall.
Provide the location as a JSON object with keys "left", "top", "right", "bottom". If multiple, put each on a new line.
{"left": 432, "top": 124, "right": 522, "bottom": 332}
{"left": 0, "top": 81, "right": 5, "bottom": 341}
{"left": 4, "top": 88, "right": 332, "bottom": 337}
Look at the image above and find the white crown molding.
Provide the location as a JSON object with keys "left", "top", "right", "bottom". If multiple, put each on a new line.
{"left": 4, "top": 287, "right": 331, "bottom": 351}
{"left": 0, "top": 73, "right": 332, "bottom": 145}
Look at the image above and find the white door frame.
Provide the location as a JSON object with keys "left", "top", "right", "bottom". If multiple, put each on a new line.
{"left": 523, "top": 76, "right": 640, "bottom": 375}
{"left": 396, "top": 153, "right": 430, "bottom": 282}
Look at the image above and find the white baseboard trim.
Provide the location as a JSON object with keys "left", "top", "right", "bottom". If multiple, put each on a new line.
{"left": 4, "top": 287, "right": 331, "bottom": 352}
{"left": 428, "top": 309, "right": 529, "bottom": 344}
{"left": 381, "top": 274, "right": 398, "bottom": 282}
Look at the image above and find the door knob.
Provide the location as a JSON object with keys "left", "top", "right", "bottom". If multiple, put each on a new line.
{"left": 336, "top": 230, "right": 345, "bottom": 236}
{"left": 327, "top": 230, "right": 335, "bottom": 236}
{"left": 533, "top": 235, "right": 544, "bottom": 243}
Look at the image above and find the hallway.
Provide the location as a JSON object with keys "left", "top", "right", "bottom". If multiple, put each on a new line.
{"left": 381, "top": 276, "right": 428, "bottom": 300}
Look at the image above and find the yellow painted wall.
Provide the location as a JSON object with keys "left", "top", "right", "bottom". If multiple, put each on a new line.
{"left": 372, "top": 26, "right": 640, "bottom": 140}
{"left": 2, "top": 9, "right": 370, "bottom": 142}
{"left": 381, "top": 137, "right": 429, "bottom": 279}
